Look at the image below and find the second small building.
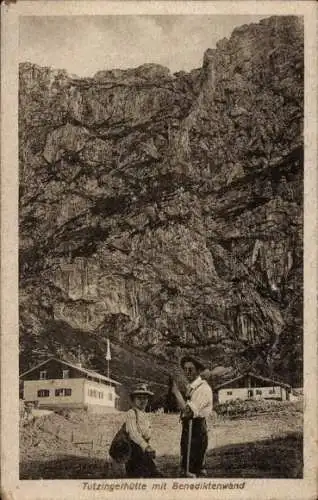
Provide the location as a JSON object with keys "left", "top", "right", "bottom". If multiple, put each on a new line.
{"left": 214, "top": 372, "right": 292, "bottom": 404}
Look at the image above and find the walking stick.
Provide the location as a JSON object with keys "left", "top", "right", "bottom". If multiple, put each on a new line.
{"left": 185, "top": 418, "right": 193, "bottom": 477}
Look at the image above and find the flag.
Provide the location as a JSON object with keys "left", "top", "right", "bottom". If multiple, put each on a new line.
{"left": 106, "top": 338, "right": 111, "bottom": 361}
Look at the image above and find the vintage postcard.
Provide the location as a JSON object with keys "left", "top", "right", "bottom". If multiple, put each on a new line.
{"left": 1, "top": 1, "right": 317, "bottom": 499}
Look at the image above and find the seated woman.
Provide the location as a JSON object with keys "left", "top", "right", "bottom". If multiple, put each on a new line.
{"left": 125, "top": 383, "right": 162, "bottom": 478}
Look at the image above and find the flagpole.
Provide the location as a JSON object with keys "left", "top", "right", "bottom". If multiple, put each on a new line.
{"left": 106, "top": 338, "right": 111, "bottom": 380}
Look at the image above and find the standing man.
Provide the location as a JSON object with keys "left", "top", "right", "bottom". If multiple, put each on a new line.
{"left": 171, "top": 355, "right": 213, "bottom": 477}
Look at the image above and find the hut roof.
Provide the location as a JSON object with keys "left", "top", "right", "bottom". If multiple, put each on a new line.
{"left": 214, "top": 371, "right": 291, "bottom": 390}
{"left": 20, "top": 357, "right": 121, "bottom": 385}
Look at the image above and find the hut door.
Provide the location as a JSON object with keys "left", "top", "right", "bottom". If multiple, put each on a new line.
{"left": 248, "top": 389, "right": 254, "bottom": 398}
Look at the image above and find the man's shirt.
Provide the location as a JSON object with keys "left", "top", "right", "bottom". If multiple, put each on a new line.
{"left": 186, "top": 376, "right": 213, "bottom": 419}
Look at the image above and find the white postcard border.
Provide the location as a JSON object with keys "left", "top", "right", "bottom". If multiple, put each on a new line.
{"left": 1, "top": 2, "right": 317, "bottom": 500}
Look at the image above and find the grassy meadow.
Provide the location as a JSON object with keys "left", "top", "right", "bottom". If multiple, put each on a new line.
{"left": 20, "top": 400, "right": 303, "bottom": 480}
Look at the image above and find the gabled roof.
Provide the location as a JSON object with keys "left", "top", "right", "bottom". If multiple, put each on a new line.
{"left": 215, "top": 371, "right": 291, "bottom": 390}
{"left": 20, "top": 357, "right": 121, "bottom": 385}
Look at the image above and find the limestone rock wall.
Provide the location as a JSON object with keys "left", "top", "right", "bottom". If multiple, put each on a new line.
{"left": 19, "top": 16, "right": 303, "bottom": 385}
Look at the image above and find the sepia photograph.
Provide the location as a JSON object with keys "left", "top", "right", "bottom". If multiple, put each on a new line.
{"left": 1, "top": 1, "right": 317, "bottom": 500}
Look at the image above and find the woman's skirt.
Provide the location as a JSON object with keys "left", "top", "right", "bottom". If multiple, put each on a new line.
{"left": 125, "top": 440, "right": 161, "bottom": 478}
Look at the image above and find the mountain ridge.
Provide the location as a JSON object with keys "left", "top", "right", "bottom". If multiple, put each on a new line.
{"left": 19, "top": 15, "right": 303, "bottom": 388}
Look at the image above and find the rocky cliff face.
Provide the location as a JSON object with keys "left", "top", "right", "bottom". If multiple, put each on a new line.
{"left": 19, "top": 16, "right": 303, "bottom": 387}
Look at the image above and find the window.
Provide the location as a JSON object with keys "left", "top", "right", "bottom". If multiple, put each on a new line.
{"left": 269, "top": 388, "right": 276, "bottom": 394}
{"left": 37, "top": 389, "right": 50, "bottom": 397}
{"left": 88, "top": 388, "right": 98, "bottom": 398}
{"left": 55, "top": 388, "right": 72, "bottom": 396}
{"left": 108, "top": 392, "right": 113, "bottom": 401}
{"left": 88, "top": 388, "right": 105, "bottom": 398}
{"left": 226, "top": 391, "right": 232, "bottom": 395}
{"left": 256, "top": 389, "right": 262, "bottom": 395}
{"left": 62, "top": 370, "right": 69, "bottom": 379}
{"left": 39, "top": 370, "right": 47, "bottom": 380}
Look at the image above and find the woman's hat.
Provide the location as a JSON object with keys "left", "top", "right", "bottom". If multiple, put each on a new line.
{"left": 130, "top": 383, "right": 154, "bottom": 398}
{"left": 180, "top": 355, "right": 206, "bottom": 372}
